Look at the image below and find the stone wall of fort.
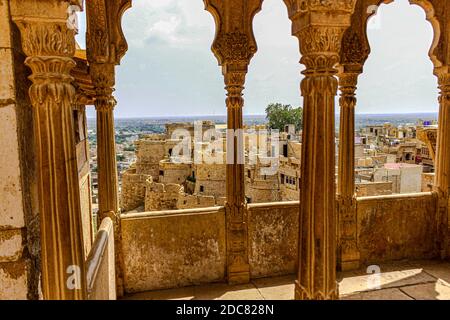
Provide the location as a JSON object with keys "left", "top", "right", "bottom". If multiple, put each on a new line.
{"left": 135, "top": 139, "right": 166, "bottom": 178}
{"left": 421, "top": 173, "right": 435, "bottom": 192}
{"left": 356, "top": 182, "right": 393, "bottom": 197}
{"left": 120, "top": 167, "right": 152, "bottom": 212}
{"left": 194, "top": 162, "right": 226, "bottom": 198}
{"left": 145, "top": 181, "right": 183, "bottom": 211}
{"left": 159, "top": 160, "right": 192, "bottom": 185}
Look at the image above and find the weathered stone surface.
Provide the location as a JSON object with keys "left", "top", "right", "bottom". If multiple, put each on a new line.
{"left": 87, "top": 218, "right": 116, "bottom": 300}
{"left": 194, "top": 282, "right": 264, "bottom": 300}
{"left": 339, "top": 268, "right": 436, "bottom": 296}
{"left": 0, "top": 0, "right": 12, "bottom": 49}
{"left": 0, "top": 260, "right": 28, "bottom": 300}
{"left": 79, "top": 174, "right": 93, "bottom": 257}
{"left": 0, "top": 48, "right": 15, "bottom": 101}
{"left": 248, "top": 202, "right": 299, "bottom": 278}
{"left": 251, "top": 276, "right": 295, "bottom": 300}
{"left": 357, "top": 193, "right": 439, "bottom": 264}
{"left": 121, "top": 207, "right": 226, "bottom": 293}
{"left": 0, "top": 104, "right": 25, "bottom": 229}
{"left": 400, "top": 280, "right": 450, "bottom": 300}
{"left": 0, "top": 229, "right": 23, "bottom": 262}
{"left": 342, "top": 288, "right": 413, "bottom": 300}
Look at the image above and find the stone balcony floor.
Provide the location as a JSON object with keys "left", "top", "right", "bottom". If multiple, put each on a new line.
{"left": 122, "top": 260, "right": 450, "bottom": 300}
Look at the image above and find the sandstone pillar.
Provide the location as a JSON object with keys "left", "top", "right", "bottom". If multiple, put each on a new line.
{"left": 12, "top": 0, "right": 87, "bottom": 299}
{"left": 225, "top": 66, "right": 250, "bottom": 284}
{"left": 204, "top": 0, "right": 263, "bottom": 284}
{"left": 86, "top": 0, "right": 132, "bottom": 297}
{"left": 337, "top": 70, "right": 360, "bottom": 271}
{"left": 92, "top": 63, "right": 119, "bottom": 222}
{"left": 284, "top": 0, "right": 356, "bottom": 300}
{"left": 435, "top": 69, "right": 450, "bottom": 258}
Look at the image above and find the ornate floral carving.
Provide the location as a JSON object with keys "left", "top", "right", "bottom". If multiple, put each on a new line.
{"left": 341, "top": 29, "right": 368, "bottom": 65}
{"left": 213, "top": 32, "right": 256, "bottom": 64}
{"left": 15, "top": 21, "right": 75, "bottom": 57}
{"left": 284, "top": 0, "right": 356, "bottom": 17}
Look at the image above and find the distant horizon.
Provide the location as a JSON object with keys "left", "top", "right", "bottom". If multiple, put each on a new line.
{"left": 86, "top": 112, "right": 439, "bottom": 120}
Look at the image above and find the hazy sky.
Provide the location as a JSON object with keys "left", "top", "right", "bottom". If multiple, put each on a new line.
{"left": 77, "top": 0, "right": 438, "bottom": 118}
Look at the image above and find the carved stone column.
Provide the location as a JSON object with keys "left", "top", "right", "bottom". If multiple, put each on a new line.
{"left": 225, "top": 66, "right": 249, "bottom": 284}
{"left": 86, "top": 0, "right": 132, "bottom": 297}
{"left": 284, "top": 0, "right": 356, "bottom": 300}
{"left": 204, "top": 0, "right": 262, "bottom": 284}
{"left": 435, "top": 69, "right": 450, "bottom": 258}
{"left": 337, "top": 70, "right": 360, "bottom": 271}
{"left": 12, "top": 1, "right": 87, "bottom": 299}
{"left": 92, "top": 63, "right": 119, "bottom": 222}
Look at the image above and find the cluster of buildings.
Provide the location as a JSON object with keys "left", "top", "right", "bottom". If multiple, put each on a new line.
{"left": 118, "top": 120, "right": 438, "bottom": 213}
{"left": 354, "top": 121, "right": 437, "bottom": 197}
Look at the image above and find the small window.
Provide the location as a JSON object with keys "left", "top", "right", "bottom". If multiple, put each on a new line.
{"left": 159, "top": 170, "right": 164, "bottom": 176}
{"left": 200, "top": 186, "right": 204, "bottom": 192}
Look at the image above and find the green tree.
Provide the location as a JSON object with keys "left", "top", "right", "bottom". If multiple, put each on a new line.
{"left": 265, "top": 103, "right": 303, "bottom": 131}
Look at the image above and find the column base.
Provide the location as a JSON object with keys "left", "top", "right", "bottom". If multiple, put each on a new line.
{"left": 227, "top": 268, "right": 250, "bottom": 285}
{"left": 294, "top": 280, "right": 339, "bottom": 300}
{"left": 338, "top": 259, "right": 360, "bottom": 272}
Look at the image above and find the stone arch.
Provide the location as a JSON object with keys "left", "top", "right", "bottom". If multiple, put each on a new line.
{"left": 341, "top": 0, "right": 443, "bottom": 69}
{"left": 409, "top": 0, "right": 444, "bottom": 69}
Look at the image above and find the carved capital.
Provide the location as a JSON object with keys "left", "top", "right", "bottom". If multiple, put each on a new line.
{"left": 299, "top": 26, "right": 348, "bottom": 74}
{"left": 91, "top": 63, "right": 116, "bottom": 111}
{"left": 224, "top": 71, "right": 246, "bottom": 109}
{"left": 13, "top": 21, "right": 77, "bottom": 108}
{"left": 338, "top": 72, "right": 359, "bottom": 108}
{"left": 15, "top": 21, "right": 76, "bottom": 57}
{"left": 437, "top": 69, "right": 450, "bottom": 101}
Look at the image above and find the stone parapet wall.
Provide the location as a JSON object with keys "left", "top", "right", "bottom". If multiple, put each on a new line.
{"left": 121, "top": 207, "right": 226, "bottom": 293}
{"left": 247, "top": 201, "right": 299, "bottom": 278}
{"left": 86, "top": 217, "right": 116, "bottom": 300}
{"left": 356, "top": 192, "right": 439, "bottom": 265}
{"left": 120, "top": 193, "right": 441, "bottom": 293}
